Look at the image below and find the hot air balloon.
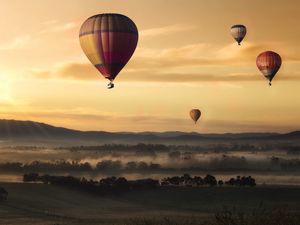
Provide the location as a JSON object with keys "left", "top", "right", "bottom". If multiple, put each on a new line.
{"left": 256, "top": 51, "right": 282, "bottom": 86}
{"left": 190, "top": 109, "right": 201, "bottom": 124}
{"left": 79, "top": 14, "right": 138, "bottom": 89}
{"left": 230, "top": 24, "right": 247, "bottom": 45}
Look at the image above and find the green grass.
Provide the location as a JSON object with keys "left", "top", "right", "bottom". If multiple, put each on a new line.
{"left": 0, "top": 183, "right": 300, "bottom": 225}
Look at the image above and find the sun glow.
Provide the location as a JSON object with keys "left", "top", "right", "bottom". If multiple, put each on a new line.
{"left": 0, "top": 74, "right": 14, "bottom": 104}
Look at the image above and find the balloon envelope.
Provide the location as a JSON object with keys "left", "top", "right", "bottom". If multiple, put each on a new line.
{"left": 79, "top": 14, "right": 138, "bottom": 82}
{"left": 190, "top": 109, "right": 201, "bottom": 124}
{"left": 230, "top": 24, "right": 247, "bottom": 45}
{"left": 256, "top": 51, "right": 282, "bottom": 86}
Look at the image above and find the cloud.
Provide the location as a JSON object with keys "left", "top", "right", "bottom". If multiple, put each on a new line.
{"left": 0, "top": 35, "right": 31, "bottom": 50}
{"left": 140, "top": 24, "right": 196, "bottom": 37}
{"left": 122, "top": 72, "right": 261, "bottom": 82}
{"left": 22, "top": 111, "right": 111, "bottom": 121}
{"left": 32, "top": 62, "right": 300, "bottom": 83}
{"left": 40, "top": 20, "right": 58, "bottom": 25}
{"left": 31, "top": 63, "right": 97, "bottom": 80}
{"left": 0, "top": 110, "right": 184, "bottom": 128}
{"left": 127, "top": 41, "right": 298, "bottom": 71}
{"left": 0, "top": 20, "right": 77, "bottom": 52}
{"left": 39, "top": 21, "right": 77, "bottom": 34}
{"left": 31, "top": 41, "right": 300, "bottom": 82}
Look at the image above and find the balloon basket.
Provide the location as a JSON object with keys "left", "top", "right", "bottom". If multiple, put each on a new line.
{"left": 107, "top": 81, "right": 115, "bottom": 89}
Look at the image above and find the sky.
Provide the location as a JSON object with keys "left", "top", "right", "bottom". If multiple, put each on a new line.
{"left": 0, "top": 0, "right": 300, "bottom": 133}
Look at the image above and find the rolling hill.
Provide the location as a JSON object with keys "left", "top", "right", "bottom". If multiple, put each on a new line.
{"left": 0, "top": 119, "right": 299, "bottom": 146}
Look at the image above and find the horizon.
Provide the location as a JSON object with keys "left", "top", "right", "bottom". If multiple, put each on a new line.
{"left": 0, "top": 0, "right": 300, "bottom": 133}
{"left": 0, "top": 118, "right": 298, "bottom": 134}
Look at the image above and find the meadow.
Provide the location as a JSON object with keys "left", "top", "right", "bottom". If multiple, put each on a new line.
{"left": 0, "top": 142, "right": 300, "bottom": 224}
{"left": 0, "top": 182, "right": 300, "bottom": 225}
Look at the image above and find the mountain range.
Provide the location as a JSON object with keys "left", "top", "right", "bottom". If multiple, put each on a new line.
{"left": 0, "top": 119, "right": 299, "bottom": 146}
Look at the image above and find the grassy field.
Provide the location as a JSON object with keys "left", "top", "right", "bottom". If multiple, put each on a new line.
{"left": 0, "top": 183, "right": 300, "bottom": 225}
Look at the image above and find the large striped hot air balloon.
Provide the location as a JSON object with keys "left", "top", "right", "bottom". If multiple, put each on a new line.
{"left": 256, "top": 51, "right": 282, "bottom": 86}
{"left": 230, "top": 24, "right": 247, "bottom": 45}
{"left": 79, "top": 14, "right": 138, "bottom": 89}
{"left": 190, "top": 109, "right": 201, "bottom": 124}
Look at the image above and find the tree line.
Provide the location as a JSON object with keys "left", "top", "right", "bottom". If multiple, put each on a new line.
{"left": 1, "top": 173, "right": 257, "bottom": 201}
{"left": 0, "top": 160, "right": 162, "bottom": 172}
{"left": 23, "top": 173, "right": 159, "bottom": 195}
{"left": 1, "top": 156, "right": 300, "bottom": 173}
{"left": 56, "top": 143, "right": 285, "bottom": 152}
{"left": 23, "top": 173, "right": 256, "bottom": 196}
{"left": 161, "top": 174, "right": 256, "bottom": 187}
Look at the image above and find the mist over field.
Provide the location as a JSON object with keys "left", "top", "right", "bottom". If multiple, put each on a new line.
{"left": 0, "top": 143, "right": 299, "bottom": 185}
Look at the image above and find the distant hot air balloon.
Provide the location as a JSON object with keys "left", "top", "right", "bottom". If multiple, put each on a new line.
{"left": 190, "top": 109, "right": 201, "bottom": 124}
{"left": 79, "top": 14, "right": 138, "bottom": 89}
{"left": 230, "top": 24, "right": 247, "bottom": 45}
{"left": 256, "top": 51, "right": 282, "bottom": 86}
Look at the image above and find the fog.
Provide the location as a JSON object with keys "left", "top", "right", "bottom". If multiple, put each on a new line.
{"left": 0, "top": 148, "right": 297, "bottom": 170}
{"left": 0, "top": 144, "right": 299, "bottom": 185}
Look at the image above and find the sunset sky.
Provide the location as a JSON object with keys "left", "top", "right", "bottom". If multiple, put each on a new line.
{"left": 0, "top": 0, "right": 300, "bottom": 133}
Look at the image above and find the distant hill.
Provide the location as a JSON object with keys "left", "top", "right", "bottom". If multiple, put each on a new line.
{"left": 0, "top": 119, "right": 299, "bottom": 146}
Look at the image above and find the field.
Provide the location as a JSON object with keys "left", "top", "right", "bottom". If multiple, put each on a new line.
{"left": 0, "top": 183, "right": 300, "bottom": 225}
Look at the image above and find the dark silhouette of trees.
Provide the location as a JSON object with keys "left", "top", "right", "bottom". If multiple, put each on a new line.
{"left": 96, "top": 160, "right": 122, "bottom": 171}
{"left": 23, "top": 173, "right": 159, "bottom": 195}
{"left": 124, "top": 161, "right": 161, "bottom": 171}
{"left": 161, "top": 174, "right": 255, "bottom": 187}
{"left": 23, "top": 173, "right": 256, "bottom": 197}
{"left": 225, "top": 176, "right": 256, "bottom": 186}
{"left": 0, "top": 160, "right": 93, "bottom": 173}
{"left": 0, "top": 160, "right": 164, "bottom": 173}
{"left": 203, "top": 174, "right": 217, "bottom": 186}
{"left": 59, "top": 143, "right": 270, "bottom": 152}
{"left": 23, "top": 173, "right": 39, "bottom": 182}
{"left": 161, "top": 174, "right": 217, "bottom": 187}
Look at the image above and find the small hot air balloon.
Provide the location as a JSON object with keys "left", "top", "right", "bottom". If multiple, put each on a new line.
{"left": 79, "top": 14, "right": 138, "bottom": 89}
{"left": 256, "top": 51, "right": 282, "bottom": 86}
{"left": 190, "top": 109, "right": 201, "bottom": 124}
{"left": 230, "top": 24, "right": 247, "bottom": 45}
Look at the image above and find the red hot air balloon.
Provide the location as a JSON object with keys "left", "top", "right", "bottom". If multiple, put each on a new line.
{"left": 79, "top": 14, "right": 138, "bottom": 89}
{"left": 256, "top": 51, "right": 282, "bottom": 86}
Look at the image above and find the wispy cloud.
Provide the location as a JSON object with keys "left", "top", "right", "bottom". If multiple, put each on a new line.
{"left": 31, "top": 41, "right": 300, "bottom": 82}
{"left": 0, "top": 35, "right": 31, "bottom": 50}
{"left": 130, "top": 41, "right": 292, "bottom": 71}
{"left": 39, "top": 21, "right": 77, "bottom": 34}
{"left": 32, "top": 61, "right": 300, "bottom": 83}
{"left": 0, "top": 20, "right": 77, "bottom": 52}
{"left": 40, "top": 20, "right": 58, "bottom": 25}
{"left": 140, "top": 24, "right": 196, "bottom": 37}
{"left": 31, "top": 62, "right": 96, "bottom": 80}
{"left": 0, "top": 110, "right": 183, "bottom": 127}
